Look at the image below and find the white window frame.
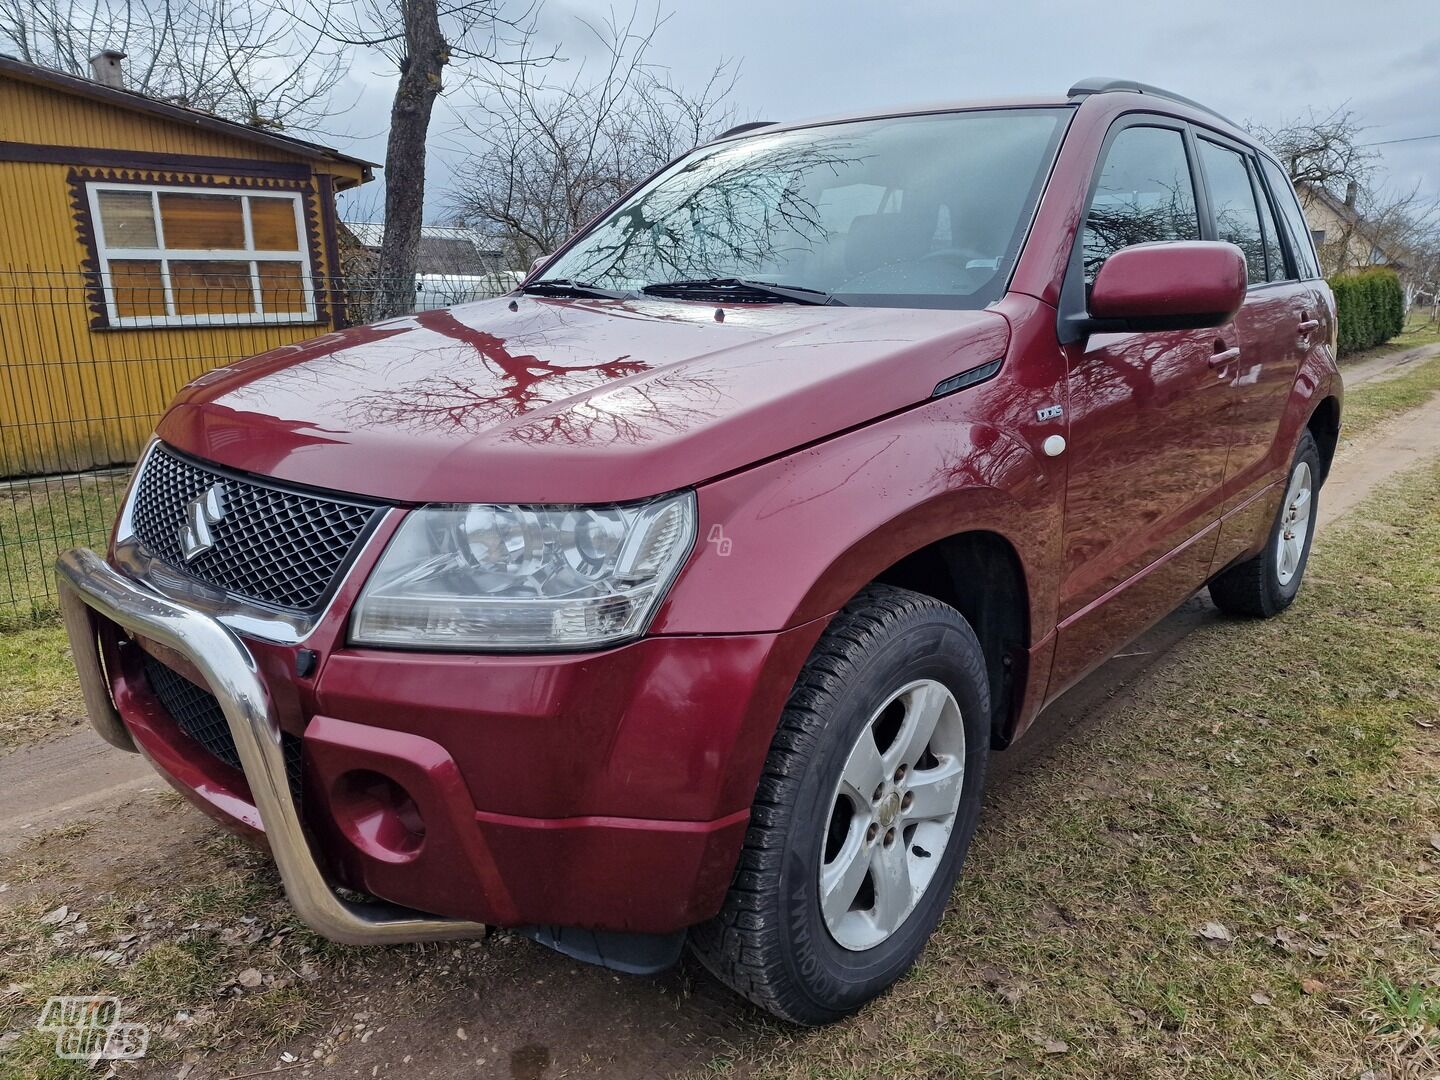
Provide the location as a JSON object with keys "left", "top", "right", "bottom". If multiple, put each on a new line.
{"left": 86, "top": 182, "right": 317, "bottom": 328}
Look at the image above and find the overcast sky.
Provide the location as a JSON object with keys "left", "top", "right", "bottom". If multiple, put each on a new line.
{"left": 324, "top": 0, "right": 1440, "bottom": 225}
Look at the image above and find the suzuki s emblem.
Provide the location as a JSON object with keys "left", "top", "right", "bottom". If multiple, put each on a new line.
{"left": 179, "top": 484, "right": 226, "bottom": 562}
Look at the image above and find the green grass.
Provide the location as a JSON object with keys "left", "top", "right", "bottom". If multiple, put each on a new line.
{"left": 0, "top": 625, "right": 83, "bottom": 752}
{"left": 1332, "top": 310, "right": 1440, "bottom": 447}
{"left": 0, "top": 473, "right": 123, "bottom": 750}
{"left": 722, "top": 462, "right": 1440, "bottom": 1078}
{"left": 0, "top": 472, "right": 124, "bottom": 630}
{"left": 0, "top": 829, "right": 350, "bottom": 1080}
{"left": 1393, "top": 310, "right": 1440, "bottom": 349}
{"left": 1338, "top": 352, "right": 1440, "bottom": 446}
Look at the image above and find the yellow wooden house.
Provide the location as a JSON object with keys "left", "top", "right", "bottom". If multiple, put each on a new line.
{"left": 0, "top": 52, "right": 375, "bottom": 476}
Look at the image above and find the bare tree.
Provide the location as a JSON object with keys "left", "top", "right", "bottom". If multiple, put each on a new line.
{"left": 315, "top": 0, "right": 543, "bottom": 317}
{"left": 1248, "top": 106, "right": 1375, "bottom": 193}
{"left": 0, "top": 0, "right": 348, "bottom": 130}
{"left": 448, "top": 5, "right": 740, "bottom": 268}
{"left": 1348, "top": 186, "right": 1439, "bottom": 282}
{"left": 1409, "top": 235, "right": 1440, "bottom": 322}
{"left": 1248, "top": 108, "right": 1439, "bottom": 281}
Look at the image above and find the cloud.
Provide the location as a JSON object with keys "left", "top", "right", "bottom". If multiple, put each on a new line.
{"left": 314, "top": 0, "right": 1437, "bottom": 221}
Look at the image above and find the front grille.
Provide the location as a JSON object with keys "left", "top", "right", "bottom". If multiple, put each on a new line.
{"left": 142, "top": 653, "right": 304, "bottom": 803}
{"left": 129, "top": 444, "right": 383, "bottom": 612}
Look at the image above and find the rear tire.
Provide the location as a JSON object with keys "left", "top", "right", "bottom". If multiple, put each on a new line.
{"left": 689, "top": 585, "right": 990, "bottom": 1025}
{"left": 1209, "top": 429, "right": 1321, "bottom": 618}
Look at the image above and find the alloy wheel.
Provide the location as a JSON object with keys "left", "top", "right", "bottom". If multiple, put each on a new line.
{"left": 1276, "top": 460, "right": 1313, "bottom": 587}
{"left": 818, "top": 678, "right": 966, "bottom": 952}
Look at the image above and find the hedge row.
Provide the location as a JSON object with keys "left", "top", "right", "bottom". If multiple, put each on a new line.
{"left": 1330, "top": 268, "right": 1405, "bottom": 355}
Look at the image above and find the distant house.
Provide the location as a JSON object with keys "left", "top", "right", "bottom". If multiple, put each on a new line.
{"left": 0, "top": 51, "right": 376, "bottom": 475}
{"left": 343, "top": 221, "right": 504, "bottom": 274}
{"left": 1297, "top": 181, "right": 1408, "bottom": 279}
{"left": 341, "top": 221, "right": 518, "bottom": 311}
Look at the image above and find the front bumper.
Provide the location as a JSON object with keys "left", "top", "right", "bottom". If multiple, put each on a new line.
{"left": 58, "top": 547, "right": 487, "bottom": 945}
{"left": 57, "top": 547, "right": 823, "bottom": 951}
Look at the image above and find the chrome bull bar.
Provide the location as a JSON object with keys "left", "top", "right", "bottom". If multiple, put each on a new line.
{"left": 55, "top": 547, "right": 487, "bottom": 946}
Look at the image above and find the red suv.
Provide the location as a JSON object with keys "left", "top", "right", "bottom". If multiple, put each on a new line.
{"left": 60, "top": 78, "right": 1340, "bottom": 1025}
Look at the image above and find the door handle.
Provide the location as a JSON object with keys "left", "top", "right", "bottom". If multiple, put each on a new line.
{"left": 1297, "top": 318, "right": 1320, "bottom": 334}
{"left": 1209, "top": 346, "right": 1241, "bottom": 367}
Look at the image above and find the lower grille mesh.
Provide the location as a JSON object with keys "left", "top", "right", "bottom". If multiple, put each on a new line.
{"left": 142, "top": 653, "right": 303, "bottom": 802}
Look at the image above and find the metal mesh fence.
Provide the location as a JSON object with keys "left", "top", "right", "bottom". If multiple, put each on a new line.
{"left": 0, "top": 268, "right": 510, "bottom": 625}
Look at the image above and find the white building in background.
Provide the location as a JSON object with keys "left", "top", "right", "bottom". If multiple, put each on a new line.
{"left": 1296, "top": 182, "right": 1408, "bottom": 279}
{"left": 342, "top": 221, "right": 521, "bottom": 309}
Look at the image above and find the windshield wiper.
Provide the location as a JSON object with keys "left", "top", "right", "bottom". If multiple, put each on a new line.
{"left": 642, "top": 278, "right": 843, "bottom": 306}
{"left": 520, "top": 278, "right": 634, "bottom": 300}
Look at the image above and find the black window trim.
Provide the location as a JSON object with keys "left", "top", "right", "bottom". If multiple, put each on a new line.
{"left": 1253, "top": 152, "right": 1323, "bottom": 282}
{"left": 1186, "top": 123, "right": 1301, "bottom": 288}
{"left": 1191, "top": 129, "right": 1295, "bottom": 288}
{"left": 1247, "top": 156, "right": 1292, "bottom": 285}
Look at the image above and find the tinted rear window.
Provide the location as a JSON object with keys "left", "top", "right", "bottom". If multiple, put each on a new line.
{"left": 1259, "top": 156, "right": 1322, "bottom": 280}
{"left": 1198, "top": 139, "right": 1267, "bottom": 286}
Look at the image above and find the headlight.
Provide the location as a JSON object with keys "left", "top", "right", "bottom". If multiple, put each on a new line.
{"left": 350, "top": 491, "right": 695, "bottom": 650}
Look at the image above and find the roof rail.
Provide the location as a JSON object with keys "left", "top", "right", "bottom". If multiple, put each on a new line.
{"left": 716, "top": 121, "right": 775, "bottom": 139}
{"left": 1067, "top": 77, "right": 1239, "bottom": 128}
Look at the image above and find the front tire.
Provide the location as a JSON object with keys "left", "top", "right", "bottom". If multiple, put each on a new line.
{"left": 690, "top": 585, "right": 990, "bottom": 1025}
{"left": 1209, "top": 429, "right": 1321, "bottom": 618}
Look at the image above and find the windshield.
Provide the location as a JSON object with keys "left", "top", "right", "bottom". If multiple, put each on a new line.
{"left": 543, "top": 107, "right": 1070, "bottom": 309}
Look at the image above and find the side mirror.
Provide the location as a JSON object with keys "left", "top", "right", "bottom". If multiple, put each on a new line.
{"left": 1086, "top": 241, "right": 1247, "bottom": 333}
{"left": 528, "top": 254, "right": 551, "bottom": 276}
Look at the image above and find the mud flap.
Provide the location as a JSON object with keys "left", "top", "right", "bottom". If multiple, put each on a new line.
{"left": 515, "top": 924, "right": 687, "bottom": 975}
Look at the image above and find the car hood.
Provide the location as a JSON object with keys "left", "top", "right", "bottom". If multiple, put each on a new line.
{"left": 159, "top": 296, "right": 1010, "bottom": 504}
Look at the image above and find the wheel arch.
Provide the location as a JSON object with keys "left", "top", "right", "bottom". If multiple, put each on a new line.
{"left": 1307, "top": 394, "right": 1341, "bottom": 484}
{"left": 868, "top": 529, "right": 1031, "bottom": 749}
{"left": 654, "top": 412, "right": 1064, "bottom": 747}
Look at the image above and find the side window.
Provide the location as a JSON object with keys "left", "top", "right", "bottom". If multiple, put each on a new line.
{"left": 1251, "top": 164, "right": 1289, "bottom": 282}
{"left": 1259, "top": 157, "right": 1322, "bottom": 279}
{"left": 1197, "top": 139, "right": 1266, "bottom": 285}
{"left": 1082, "top": 125, "right": 1200, "bottom": 285}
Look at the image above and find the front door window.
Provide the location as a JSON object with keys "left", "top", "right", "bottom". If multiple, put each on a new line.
{"left": 1082, "top": 125, "right": 1200, "bottom": 286}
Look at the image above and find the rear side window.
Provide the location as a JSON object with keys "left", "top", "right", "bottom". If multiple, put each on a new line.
{"left": 1252, "top": 171, "right": 1289, "bottom": 282}
{"left": 1197, "top": 139, "right": 1267, "bottom": 285}
{"left": 1259, "top": 156, "right": 1322, "bottom": 280}
{"left": 1082, "top": 125, "right": 1200, "bottom": 284}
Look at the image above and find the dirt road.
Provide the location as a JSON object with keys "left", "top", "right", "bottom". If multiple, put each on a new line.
{"left": 4, "top": 371, "right": 1440, "bottom": 1079}
{"left": 1332, "top": 339, "right": 1439, "bottom": 388}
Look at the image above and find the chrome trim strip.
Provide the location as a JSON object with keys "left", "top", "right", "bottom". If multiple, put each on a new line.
{"left": 58, "top": 569, "right": 136, "bottom": 754}
{"left": 111, "top": 437, "right": 159, "bottom": 541}
{"left": 109, "top": 528, "right": 389, "bottom": 646}
{"left": 55, "top": 547, "right": 487, "bottom": 945}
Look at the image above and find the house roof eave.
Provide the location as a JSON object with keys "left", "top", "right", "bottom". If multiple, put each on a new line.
{"left": 0, "top": 54, "right": 379, "bottom": 175}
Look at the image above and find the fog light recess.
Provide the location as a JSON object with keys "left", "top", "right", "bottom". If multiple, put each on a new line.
{"left": 331, "top": 770, "right": 426, "bottom": 863}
